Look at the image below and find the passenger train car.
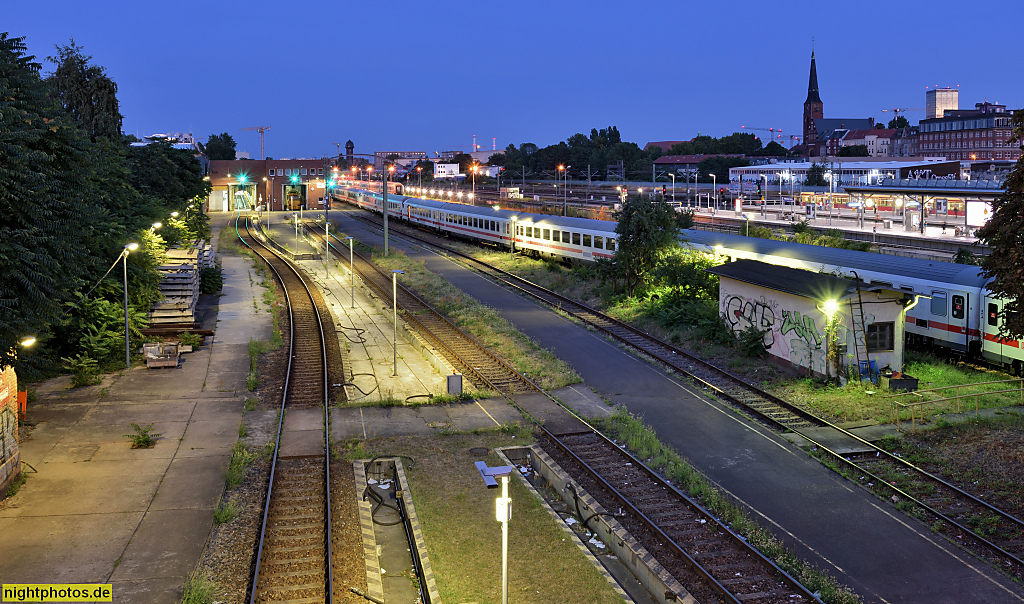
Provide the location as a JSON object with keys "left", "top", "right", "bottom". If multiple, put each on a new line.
{"left": 334, "top": 186, "right": 1023, "bottom": 373}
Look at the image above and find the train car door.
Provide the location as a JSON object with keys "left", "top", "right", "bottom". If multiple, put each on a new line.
{"left": 981, "top": 293, "right": 1022, "bottom": 372}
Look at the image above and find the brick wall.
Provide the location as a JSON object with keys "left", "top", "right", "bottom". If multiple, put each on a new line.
{"left": 0, "top": 366, "right": 20, "bottom": 496}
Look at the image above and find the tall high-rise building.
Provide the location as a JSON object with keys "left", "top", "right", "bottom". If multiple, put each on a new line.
{"left": 926, "top": 87, "right": 958, "bottom": 119}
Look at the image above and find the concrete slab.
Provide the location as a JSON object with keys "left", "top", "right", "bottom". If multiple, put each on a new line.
{"left": 109, "top": 508, "right": 213, "bottom": 582}
{"left": 279, "top": 427, "right": 326, "bottom": 458}
{"left": 149, "top": 454, "right": 232, "bottom": 511}
{"left": 552, "top": 384, "right": 615, "bottom": 418}
{"left": 110, "top": 577, "right": 184, "bottom": 604}
{"left": 514, "top": 392, "right": 591, "bottom": 436}
{"left": 446, "top": 401, "right": 504, "bottom": 431}
{"left": 176, "top": 417, "right": 239, "bottom": 454}
{"left": 0, "top": 512, "right": 142, "bottom": 583}
{"left": 283, "top": 408, "right": 324, "bottom": 431}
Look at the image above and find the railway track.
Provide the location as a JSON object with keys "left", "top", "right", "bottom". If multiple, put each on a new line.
{"left": 347, "top": 208, "right": 1024, "bottom": 580}
{"left": 237, "top": 216, "right": 335, "bottom": 603}
{"left": 303, "top": 216, "right": 824, "bottom": 602}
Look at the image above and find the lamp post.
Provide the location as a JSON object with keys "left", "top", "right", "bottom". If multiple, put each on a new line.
{"left": 392, "top": 269, "right": 404, "bottom": 376}
{"left": 668, "top": 173, "right": 675, "bottom": 202}
{"left": 710, "top": 173, "right": 717, "bottom": 210}
{"left": 474, "top": 461, "right": 515, "bottom": 604}
{"left": 324, "top": 221, "right": 330, "bottom": 277}
{"left": 383, "top": 165, "right": 394, "bottom": 256}
{"left": 345, "top": 236, "right": 355, "bottom": 308}
{"left": 122, "top": 243, "right": 139, "bottom": 369}
{"left": 471, "top": 163, "right": 478, "bottom": 199}
{"left": 417, "top": 166, "right": 422, "bottom": 189}
{"left": 292, "top": 213, "right": 298, "bottom": 253}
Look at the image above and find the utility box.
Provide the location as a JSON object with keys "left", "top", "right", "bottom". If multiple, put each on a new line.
{"left": 447, "top": 373, "right": 463, "bottom": 395}
{"left": 883, "top": 219, "right": 892, "bottom": 229}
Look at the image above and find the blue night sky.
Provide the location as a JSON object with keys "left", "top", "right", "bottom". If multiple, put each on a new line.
{"left": 10, "top": 1, "right": 1020, "bottom": 159}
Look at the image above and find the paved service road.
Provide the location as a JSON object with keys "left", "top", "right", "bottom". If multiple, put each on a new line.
{"left": 327, "top": 207, "right": 1024, "bottom": 604}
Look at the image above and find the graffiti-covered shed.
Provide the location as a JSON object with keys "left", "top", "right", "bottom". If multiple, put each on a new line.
{"left": 707, "top": 259, "right": 912, "bottom": 379}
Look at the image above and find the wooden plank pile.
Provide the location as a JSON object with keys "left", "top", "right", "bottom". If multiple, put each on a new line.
{"left": 149, "top": 240, "right": 215, "bottom": 326}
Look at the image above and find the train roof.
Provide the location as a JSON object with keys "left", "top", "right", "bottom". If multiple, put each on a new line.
{"left": 681, "top": 229, "right": 989, "bottom": 288}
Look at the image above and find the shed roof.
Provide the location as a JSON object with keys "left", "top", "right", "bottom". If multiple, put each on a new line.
{"left": 706, "top": 259, "right": 867, "bottom": 301}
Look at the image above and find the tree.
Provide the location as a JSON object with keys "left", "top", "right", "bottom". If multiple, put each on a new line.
{"left": 753, "top": 141, "right": 790, "bottom": 157}
{"left": 805, "top": 162, "right": 828, "bottom": 186}
{"left": 977, "top": 108, "right": 1024, "bottom": 339}
{"left": 45, "top": 40, "right": 122, "bottom": 141}
{"left": 887, "top": 116, "right": 909, "bottom": 129}
{"left": 697, "top": 156, "right": 749, "bottom": 183}
{"left": 614, "top": 196, "right": 679, "bottom": 297}
{"left": 838, "top": 145, "right": 870, "bottom": 157}
{"left": 487, "top": 153, "right": 505, "bottom": 166}
{"left": 0, "top": 34, "right": 98, "bottom": 373}
{"left": 874, "top": 123, "right": 886, "bottom": 130}
{"left": 205, "top": 132, "right": 236, "bottom": 160}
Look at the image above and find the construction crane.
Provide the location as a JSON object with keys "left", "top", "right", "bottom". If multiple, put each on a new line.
{"left": 789, "top": 134, "right": 802, "bottom": 148}
{"left": 741, "top": 126, "right": 784, "bottom": 143}
{"left": 239, "top": 126, "right": 271, "bottom": 160}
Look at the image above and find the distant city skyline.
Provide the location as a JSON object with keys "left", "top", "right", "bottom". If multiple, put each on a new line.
{"left": 9, "top": 1, "right": 1020, "bottom": 159}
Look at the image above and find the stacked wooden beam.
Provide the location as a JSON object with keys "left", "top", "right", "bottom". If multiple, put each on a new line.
{"left": 148, "top": 240, "right": 215, "bottom": 326}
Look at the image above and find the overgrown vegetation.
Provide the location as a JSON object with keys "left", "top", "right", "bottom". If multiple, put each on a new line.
{"left": 212, "top": 497, "right": 239, "bottom": 524}
{"left": 5, "top": 472, "right": 27, "bottom": 498}
{"left": 199, "top": 266, "right": 223, "bottom": 294}
{"left": 226, "top": 441, "right": 257, "bottom": 488}
{"left": 595, "top": 409, "right": 860, "bottom": 604}
{"left": 179, "top": 571, "right": 220, "bottom": 604}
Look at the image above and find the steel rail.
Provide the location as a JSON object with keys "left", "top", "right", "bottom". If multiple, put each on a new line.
{"left": 239, "top": 216, "right": 334, "bottom": 604}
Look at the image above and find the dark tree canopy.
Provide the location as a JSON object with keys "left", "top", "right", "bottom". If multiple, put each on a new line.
{"left": 0, "top": 34, "right": 96, "bottom": 371}
{"left": 205, "top": 132, "right": 236, "bottom": 160}
{"left": 45, "top": 40, "right": 122, "bottom": 141}
{"left": 887, "top": 115, "right": 910, "bottom": 129}
{"left": 805, "top": 163, "right": 828, "bottom": 186}
{"left": 614, "top": 196, "right": 679, "bottom": 296}
{"left": 837, "top": 145, "right": 870, "bottom": 157}
{"left": 977, "top": 109, "right": 1024, "bottom": 339}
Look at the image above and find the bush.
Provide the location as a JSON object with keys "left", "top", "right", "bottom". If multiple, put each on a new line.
{"left": 178, "top": 332, "right": 202, "bottom": 347}
{"left": 736, "top": 325, "right": 769, "bottom": 358}
{"left": 199, "top": 266, "right": 223, "bottom": 294}
{"left": 62, "top": 354, "right": 102, "bottom": 387}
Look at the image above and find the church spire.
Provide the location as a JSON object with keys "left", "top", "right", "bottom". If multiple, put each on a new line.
{"left": 805, "top": 51, "right": 822, "bottom": 104}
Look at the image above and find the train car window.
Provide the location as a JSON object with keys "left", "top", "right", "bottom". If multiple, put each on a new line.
{"left": 594, "top": 236, "right": 603, "bottom": 248}
{"left": 543, "top": 229, "right": 551, "bottom": 240}
{"left": 952, "top": 295, "right": 965, "bottom": 320}
{"left": 517, "top": 226, "right": 522, "bottom": 235}
{"left": 866, "top": 322, "right": 895, "bottom": 352}
{"left": 562, "top": 231, "right": 570, "bottom": 242}
{"left": 989, "top": 303, "right": 999, "bottom": 327}
{"left": 583, "top": 234, "right": 592, "bottom": 247}
{"left": 552, "top": 231, "right": 560, "bottom": 242}
{"left": 606, "top": 237, "right": 616, "bottom": 251}
{"left": 572, "top": 232, "right": 580, "bottom": 245}
{"left": 930, "top": 291, "right": 947, "bottom": 316}
{"left": 526, "top": 227, "right": 533, "bottom": 237}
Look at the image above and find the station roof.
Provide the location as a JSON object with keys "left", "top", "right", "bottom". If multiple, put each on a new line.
{"left": 845, "top": 178, "right": 1004, "bottom": 196}
{"left": 682, "top": 229, "right": 987, "bottom": 288}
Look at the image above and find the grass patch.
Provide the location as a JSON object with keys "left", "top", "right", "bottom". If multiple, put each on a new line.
{"left": 357, "top": 431, "right": 623, "bottom": 604}
{"left": 5, "top": 472, "right": 27, "bottom": 498}
{"left": 226, "top": 441, "right": 257, "bottom": 488}
{"left": 247, "top": 338, "right": 274, "bottom": 391}
{"left": 594, "top": 408, "right": 860, "bottom": 604}
{"left": 213, "top": 497, "right": 240, "bottom": 524}
{"left": 372, "top": 249, "right": 580, "bottom": 390}
{"left": 244, "top": 397, "right": 258, "bottom": 411}
{"left": 179, "top": 571, "right": 219, "bottom": 604}
{"left": 775, "top": 350, "right": 1024, "bottom": 424}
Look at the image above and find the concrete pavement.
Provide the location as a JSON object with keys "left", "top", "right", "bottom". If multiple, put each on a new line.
{"left": 0, "top": 214, "right": 272, "bottom": 603}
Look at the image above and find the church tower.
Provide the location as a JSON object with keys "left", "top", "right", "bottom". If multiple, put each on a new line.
{"left": 803, "top": 51, "right": 824, "bottom": 152}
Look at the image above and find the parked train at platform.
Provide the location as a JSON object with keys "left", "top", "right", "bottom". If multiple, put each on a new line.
{"left": 334, "top": 186, "right": 1023, "bottom": 373}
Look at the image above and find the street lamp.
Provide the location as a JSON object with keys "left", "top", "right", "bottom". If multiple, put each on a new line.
{"left": 475, "top": 461, "right": 515, "bottom": 604}
{"left": 417, "top": 166, "right": 423, "bottom": 189}
{"left": 344, "top": 236, "right": 355, "bottom": 308}
{"left": 392, "top": 269, "right": 404, "bottom": 376}
{"left": 472, "top": 163, "right": 478, "bottom": 199}
{"left": 122, "top": 243, "right": 139, "bottom": 369}
{"left": 292, "top": 213, "right": 298, "bottom": 253}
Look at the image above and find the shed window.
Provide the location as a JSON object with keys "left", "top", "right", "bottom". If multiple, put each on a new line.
{"left": 866, "top": 322, "right": 895, "bottom": 352}
{"left": 930, "top": 291, "right": 947, "bottom": 316}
